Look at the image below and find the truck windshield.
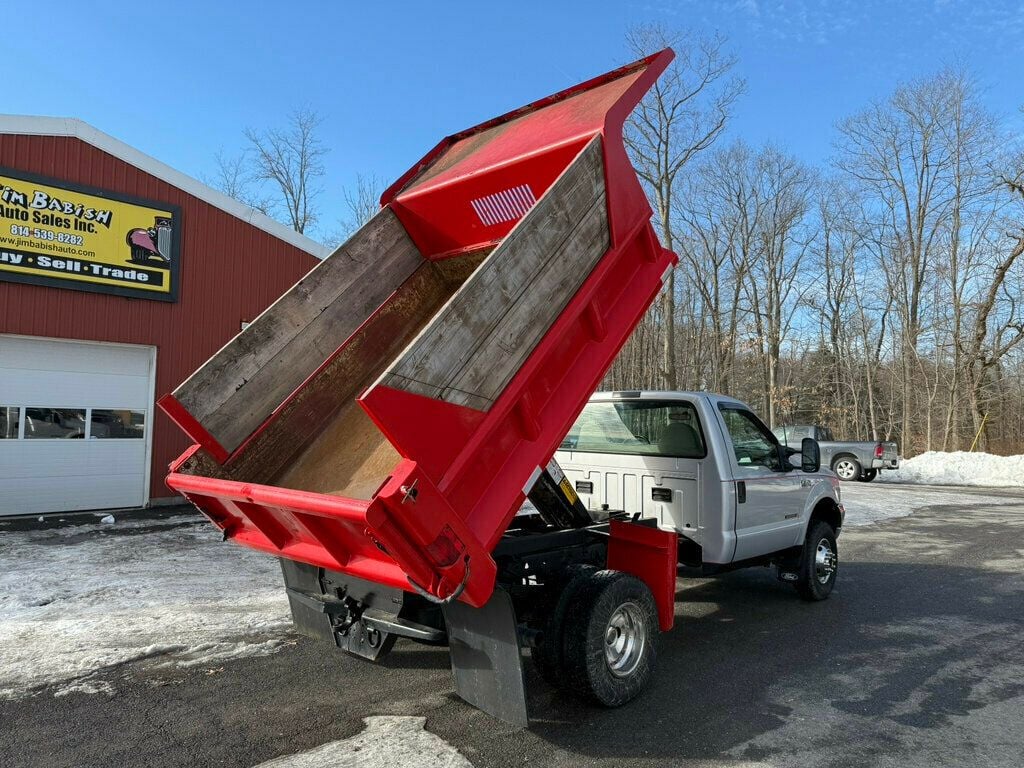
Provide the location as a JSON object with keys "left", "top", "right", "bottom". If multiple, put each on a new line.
{"left": 560, "top": 400, "right": 706, "bottom": 458}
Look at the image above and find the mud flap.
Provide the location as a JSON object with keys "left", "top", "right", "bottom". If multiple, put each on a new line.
{"left": 442, "top": 587, "right": 528, "bottom": 727}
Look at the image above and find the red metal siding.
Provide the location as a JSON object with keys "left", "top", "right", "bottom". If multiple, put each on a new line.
{"left": 0, "top": 134, "right": 318, "bottom": 501}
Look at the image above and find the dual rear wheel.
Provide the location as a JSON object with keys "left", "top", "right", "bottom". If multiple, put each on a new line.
{"left": 534, "top": 524, "right": 839, "bottom": 704}
{"left": 533, "top": 568, "right": 658, "bottom": 707}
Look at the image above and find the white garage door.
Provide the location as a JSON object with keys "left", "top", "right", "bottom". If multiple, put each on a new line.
{"left": 0, "top": 335, "right": 155, "bottom": 517}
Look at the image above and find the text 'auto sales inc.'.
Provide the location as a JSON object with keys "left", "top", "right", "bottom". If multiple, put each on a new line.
{"left": 0, "top": 116, "right": 327, "bottom": 517}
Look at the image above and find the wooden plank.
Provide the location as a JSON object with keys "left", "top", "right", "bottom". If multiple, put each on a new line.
{"left": 380, "top": 137, "right": 605, "bottom": 405}
{"left": 173, "top": 208, "right": 422, "bottom": 454}
{"left": 443, "top": 191, "right": 608, "bottom": 407}
{"left": 210, "top": 261, "right": 456, "bottom": 487}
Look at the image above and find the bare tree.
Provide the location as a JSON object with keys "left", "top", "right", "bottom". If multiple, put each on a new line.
{"left": 675, "top": 141, "right": 758, "bottom": 394}
{"left": 340, "top": 174, "right": 385, "bottom": 236}
{"left": 742, "top": 147, "right": 815, "bottom": 426}
{"left": 836, "top": 69, "right": 992, "bottom": 451}
{"left": 244, "top": 108, "right": 328, "bottom": 234}
{"left": 203, "top": 149, "right": 272, "bottom": 214}
{"left": 959, "top": 166, "right": 1024, "bottom": 449}
{"left": 624, "top": 25, "right": 744, "bottom": 389}
{"left": 605, "top": 64, "right": 1024, "bottom": 454}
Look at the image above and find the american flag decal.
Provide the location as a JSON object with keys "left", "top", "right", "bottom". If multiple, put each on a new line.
{"left": 470, "top": 184, "right": 537, "bottom": 226}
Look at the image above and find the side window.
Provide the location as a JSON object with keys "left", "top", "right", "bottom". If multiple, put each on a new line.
{"left": 718, "top": 407, "right": 782, "bottom": 471}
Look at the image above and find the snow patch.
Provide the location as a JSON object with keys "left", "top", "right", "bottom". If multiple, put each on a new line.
{"left": 841, "top": 483, "right": 1016, "bottom": 527}
{"left": 100, "top": 514, "right": 116, "bottom": 524}
{"left": 252, "top": 716, "right": 473, "bottom": 768}
{"left": 53, "top": 677, "right": 115, "bottom": 698}
{"left": 880, "top": 451, "right": 1024, "bottom": 488}
{"left": 0, "top": 514, "right": 290, "bottom": 700}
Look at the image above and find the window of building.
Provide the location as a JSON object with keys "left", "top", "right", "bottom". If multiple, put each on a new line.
{"left": 90, "top": 409, "right": 146, "bottom": 439}
{"left": 23, "top": 408, "right": 87, "bottom": 439}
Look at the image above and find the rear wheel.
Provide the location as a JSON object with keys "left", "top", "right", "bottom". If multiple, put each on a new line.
{"left": 532, "top": 565, "right": 596, "bottom": 688}
{"left": 832, "top": 456, "right": 861, "bottom": 481}
{"left": 795, "top": 520, "right": 838, "bottom": 601}
{"left": 561, "top": 570, "right": 658, "bottom": 706}
{"left": 859, "top": 468, "right": 878, "bottom": 482}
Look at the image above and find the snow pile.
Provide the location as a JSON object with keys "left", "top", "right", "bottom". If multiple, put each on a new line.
{"left": 879, "top": 451, "right": 1024, "bottom": 488}
{"left": 0, "top": 515, "right": 290, "bottom": 700}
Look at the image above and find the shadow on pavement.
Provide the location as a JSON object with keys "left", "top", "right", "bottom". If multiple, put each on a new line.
{"left": 514, "top": 559, "right": 1024, "bottom": 763}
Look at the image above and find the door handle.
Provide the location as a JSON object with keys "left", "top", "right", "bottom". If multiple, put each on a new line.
{"left": 737, "top": 480, "right": 746, "bottom": 504}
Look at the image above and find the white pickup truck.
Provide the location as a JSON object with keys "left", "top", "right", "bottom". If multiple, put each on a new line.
{"left": 555, "top": 390, "right": 845, "bottom": 599}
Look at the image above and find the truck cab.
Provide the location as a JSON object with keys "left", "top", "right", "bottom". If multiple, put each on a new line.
{"left": 555, "top": 391, "right": 844, "bottom": 583}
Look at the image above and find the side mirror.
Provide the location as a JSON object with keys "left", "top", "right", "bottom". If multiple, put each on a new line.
{"left": 801, "top": 437, "right": 820, "bottom": 473}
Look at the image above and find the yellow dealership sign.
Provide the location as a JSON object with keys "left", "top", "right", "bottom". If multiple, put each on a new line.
{"left": 0, "top": 169, "right": 180, "bottom": 301}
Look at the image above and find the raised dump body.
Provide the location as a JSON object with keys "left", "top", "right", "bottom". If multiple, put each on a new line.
{"left": 160, "top": 50, "right": 677, "bottom": 610}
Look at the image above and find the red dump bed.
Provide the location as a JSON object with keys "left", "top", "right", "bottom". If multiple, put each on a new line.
{"left": 160, "top": 51, "right": 678, "bottom": 608}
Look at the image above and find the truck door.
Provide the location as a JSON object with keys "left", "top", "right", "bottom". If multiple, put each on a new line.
{"left": 716, "top": 405, "right": 804, "bottom": 561}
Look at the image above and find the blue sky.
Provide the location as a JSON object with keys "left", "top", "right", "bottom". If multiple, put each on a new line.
{"left": 8, "top": 1, "right": 1023, "bottom": 241}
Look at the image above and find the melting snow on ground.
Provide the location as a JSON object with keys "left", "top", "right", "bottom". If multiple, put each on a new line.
{"left": 252, "top": 717, "right": 473, "bottom": 768}
{"left": 2, "top": 454, "right": 1020, "bottom": 701}
{"left": 840, "top": 483, "right": 1016, "bottom": 527}
{"left": 0, "top": 514, "right": 290, "bottom": 700}
{"left": 879, "top": 451, "right": 1024, "bottom": 488}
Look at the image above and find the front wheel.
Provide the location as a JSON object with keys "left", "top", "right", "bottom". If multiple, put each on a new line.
{"left": 832, "top": 456, "right": 862, "bottom": 481}
{"left": 796, "top": 520, "right": 838, "bottom": 601}
{"left": 561, "top": 570, "right": 658, "bottom": 706}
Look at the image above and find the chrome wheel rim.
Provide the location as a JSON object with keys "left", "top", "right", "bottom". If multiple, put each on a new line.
{"left": 815, "top": 538, "right": 837, "bottom": 584}
{"left": 604, "top": 602, "right": 645, "bottom": 677}
{"left": 834, "top": 460, "right": 857, "bottom": 480}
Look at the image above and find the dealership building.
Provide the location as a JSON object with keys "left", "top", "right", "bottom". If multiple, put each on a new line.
{"left": 0, "top": 116, "right": 326, "bottom": 516}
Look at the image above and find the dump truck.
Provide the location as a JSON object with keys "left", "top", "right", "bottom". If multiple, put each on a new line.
{"left": 159, "top": 50, "right": 839, "bottom": 726}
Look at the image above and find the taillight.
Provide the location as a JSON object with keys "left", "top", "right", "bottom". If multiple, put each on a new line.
{"left": 875, "top": 444, "right": 884, "bottom": 458}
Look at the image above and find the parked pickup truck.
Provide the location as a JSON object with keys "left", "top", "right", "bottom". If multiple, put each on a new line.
{"left": 556, "top": 391, "right": 844, "bottom": 586}
{"left": 771, "top": 424, "right": 899, "bottom": 482}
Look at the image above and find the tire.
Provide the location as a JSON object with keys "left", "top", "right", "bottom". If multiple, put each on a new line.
{"left": 532, "top": 565, "right": 596, "bottom": 688}
{"left": 859, "top": 469, "right": 878, "bottom": 482}
{"left": 561, "top": 570, "right": 658, "bottom": 707}
{"left": 831, "top": 455, "right": 861, "bottom": 481}
{"left": 795, "top": 520, "right": 838, "bottom": 601}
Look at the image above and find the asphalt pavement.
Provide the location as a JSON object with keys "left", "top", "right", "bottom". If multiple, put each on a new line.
{"left": 2, "top": 485, "right": 1022, "bottom": 768}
